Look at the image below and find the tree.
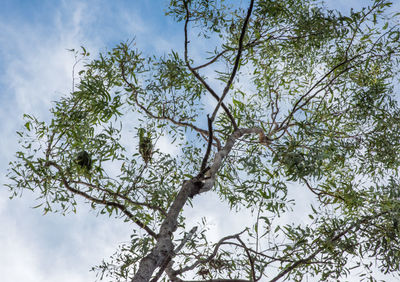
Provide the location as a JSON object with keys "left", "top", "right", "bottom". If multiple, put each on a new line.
{"left": 6, "top": 0, "right": 400, "bottom": 281}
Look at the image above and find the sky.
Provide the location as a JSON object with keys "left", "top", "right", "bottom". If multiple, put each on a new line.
{"left": 0, "top": 1, "right": 399, "bottom": 282}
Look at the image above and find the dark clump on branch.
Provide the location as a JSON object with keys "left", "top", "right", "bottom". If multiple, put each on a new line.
{"left": 75, "top": 150, "right": 92, "bottom": 171}
{"left": 138, "top": 128, "right": 153, "bottom": 165}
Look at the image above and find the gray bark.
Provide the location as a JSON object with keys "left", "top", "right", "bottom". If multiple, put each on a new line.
{"left": 131, "top": 128, "right": 264, "bottom": 281}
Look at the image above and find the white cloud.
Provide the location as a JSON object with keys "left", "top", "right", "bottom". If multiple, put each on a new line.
{"left": 0, "top": 193, "right": 132, "bottom": 282}
{"left": 0, "top": 2, "right": 131, "bottom": 281}
{"left": 0, "top": 3, "right": 91, "bottom": 117}
{"left": 156, "top": 134, "right": 181, "bottom": 156}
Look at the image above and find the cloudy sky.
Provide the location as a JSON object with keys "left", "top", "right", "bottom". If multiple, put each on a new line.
{"left": 0, "top": 1, "right": 399, "bottom": 282}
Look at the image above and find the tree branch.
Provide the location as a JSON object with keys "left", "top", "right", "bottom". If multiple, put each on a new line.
{"left": 183, "top": 0, "right": 238, "bottom": 130}
{"left": 71, "top": 180, "right": 168, "bottom": 217}
{"left": 200, "top": 127, "right": 264, "bottom": 194}
{"left": 46, "top": 161, "right": 157, "bottom": 238}
{"left": 172, "top": 230, "right": 247, "bottom": 276}
{"left": 182, "top": 279, "right": 251, "bottom": 282}
{"left": 301, "top": 178, "right": 345, "bottom": 204}
{"left": 119, "top": 52, "right": 221, "bottom": 149}
{"left": 200, "top": 115, "right": 213, "bottom": 172}
{"left": 269, "top": 212, "right": 387, "bottom": 282}
{"left": 132, "top": 127, "right": 264, "bottom": 281}
{"left": 236, "top": 236, "right": 257, "bottom": 281}
{"left": 279, "top": 29, "right": 397, "bottom": 133}
{"left": 151, "top": 226, "right": 199, "bottom": 282}
{"left": 210, "top": 0, "right": 254, "bottom": 126}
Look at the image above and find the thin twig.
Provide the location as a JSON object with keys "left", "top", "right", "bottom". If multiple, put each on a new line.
{"left": 182, "top": 0, "right": 238, "bottom": 129}
{"left": 172, "top": 229, "right": 247, "bottom": 276}
{"left": 236, "top": 236, "right": 257, "bottom": 281}
{"left": 210, "top": 0, "right": 255, "bottom": 126}
{"left": 119, "top": 54, "right": 221, "bottom": 149}
{"left": 46, "top": 161, "right": 157, "bottom": 238}
{"left": 71, "top": 180, "right": 167, "bottom": 217}
{"left": 269, "top": 212, "right": 387, "bottom": 282}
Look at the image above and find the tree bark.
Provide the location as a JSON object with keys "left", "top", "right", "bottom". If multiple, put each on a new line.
{"left": 132, "top": 128, "right": 264, "bottom": 281}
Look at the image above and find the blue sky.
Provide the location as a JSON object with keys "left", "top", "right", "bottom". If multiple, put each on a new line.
{"left": 0, "top": 1, "right": 179, "bottom": 281}
{"left": 1, "top": 1, "right": 399, "bottom": 281}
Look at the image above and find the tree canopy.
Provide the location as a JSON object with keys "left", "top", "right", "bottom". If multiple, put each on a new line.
{"left": 6, "top": 0, "right": 400, "bottom": 281}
